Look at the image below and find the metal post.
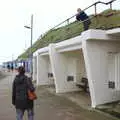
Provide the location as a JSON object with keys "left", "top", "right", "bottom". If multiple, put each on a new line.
{"left": 94, "top": 3, "right": 98, "bottom": 25}
{"left": 110, "top": 3, "right": 112, "bottom": 9}
{"left": 94, "top": 3, "right": 97, "bottom": 15}
{"left": 30, "top": 14, "right": 33, "bottom": 76}
{"left": 24, "top": 15, "right": 33, "bottom": 77}
{"left": 67, "top": 19, "right": 69, "bottom": 25}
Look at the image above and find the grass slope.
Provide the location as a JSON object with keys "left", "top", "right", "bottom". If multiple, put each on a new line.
{"left": 18, "top": 9, "right": 120, "bottom": 59}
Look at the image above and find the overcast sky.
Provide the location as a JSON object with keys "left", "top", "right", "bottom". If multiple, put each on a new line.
{"left": 0, "top": 0, "right": 119, "bottom": 64}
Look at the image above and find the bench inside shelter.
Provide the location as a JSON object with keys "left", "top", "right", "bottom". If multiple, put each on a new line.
{"left": 76, "top": 77, "right": 89, "bottom": 93}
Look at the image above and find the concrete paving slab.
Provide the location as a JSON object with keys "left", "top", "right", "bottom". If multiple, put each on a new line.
{"left": 0, "top": 72, "right": 119, "bottom": 120}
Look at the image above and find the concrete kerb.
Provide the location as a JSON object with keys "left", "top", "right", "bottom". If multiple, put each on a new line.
{"left": 40, "top": 85, "right": 119, "bottom": 120}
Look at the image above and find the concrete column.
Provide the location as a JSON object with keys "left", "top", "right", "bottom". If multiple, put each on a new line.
{"left": 82, "top": 40, "right": 96, "bottom": 108}
{"left": 49, "top": 44, "right": 79, "bottom": 93}
{"left": 36, "top": 54, "right": 50, "bottom": 85}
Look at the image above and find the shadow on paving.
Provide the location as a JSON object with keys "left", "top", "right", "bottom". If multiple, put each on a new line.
{"left": 34, "top": 86, "right": 118, "bottom": 120}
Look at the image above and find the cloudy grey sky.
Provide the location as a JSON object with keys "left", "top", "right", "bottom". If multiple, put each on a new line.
{"left": 0, "top": 0, "right": 119, "bottom": 64}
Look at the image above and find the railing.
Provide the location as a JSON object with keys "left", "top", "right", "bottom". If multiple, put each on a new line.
{"left": 36, "top": 0, "right": 119, "bottom": 45}
{"left": 38, "top": 0, "right": 117, "bottom": 39}
{"left": 50, "top": 0, "right": 117, "bottom": 30}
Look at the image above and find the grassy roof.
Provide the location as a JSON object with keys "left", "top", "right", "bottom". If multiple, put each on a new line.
{"left": 18, "top": 9, "right": 120, "bottom": 59}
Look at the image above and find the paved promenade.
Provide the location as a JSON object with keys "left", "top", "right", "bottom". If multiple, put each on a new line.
{"left": 0, "top": 72, "right": 118, "bottom": 120}
{"left": 0, "top": 72, "right": 15, "bottom": 119}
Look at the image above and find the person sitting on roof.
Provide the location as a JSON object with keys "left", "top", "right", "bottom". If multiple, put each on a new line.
{"left": 76, "top": 8, "right": 91, "bottom": 31}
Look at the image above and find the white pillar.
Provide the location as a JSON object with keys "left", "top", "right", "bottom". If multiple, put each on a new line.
{"left": 82, "top": 40, "right": 96, "bottom": 108}
{"left": 36, "top": 54, "right": 50, "bottom": 85}
{"left": 49, "top": 44, "right": 79, "bottom": 93}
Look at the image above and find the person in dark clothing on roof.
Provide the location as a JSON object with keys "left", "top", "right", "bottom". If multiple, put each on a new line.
{"left": 12, "top": 66, "right": 35, "bottom": 120}
{"left": 76, "top": 8, "right": 91, "bottom": 31}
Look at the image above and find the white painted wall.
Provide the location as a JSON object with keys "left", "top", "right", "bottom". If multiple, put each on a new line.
{"left": 114, "top": 53, "right": 120, "bottom": 90}
{"left": 49, "top": 44, "right": 86, "bottom": 93}
{"left": 62, "top": 50, "right": 86, "bottom": 83}
{"left": 82, "top": 40, "right": 120, "bottom": 107}
{"left": 37, "top": 54, "right": 54, "bottom": 85}
{"left": 108, "top": 52, "right": 120, "bottom": 91}
{"left": 47, "top": 57, "right": 54, "bottom": 85}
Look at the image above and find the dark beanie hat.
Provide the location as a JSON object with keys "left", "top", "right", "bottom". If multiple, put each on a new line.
{"left": 18, "top": 66, "right": 25, "bottom": 74}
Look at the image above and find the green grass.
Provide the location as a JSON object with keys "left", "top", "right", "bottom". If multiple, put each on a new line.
{"left": 18, "top": 9, "right": 120, "bottom": 59}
